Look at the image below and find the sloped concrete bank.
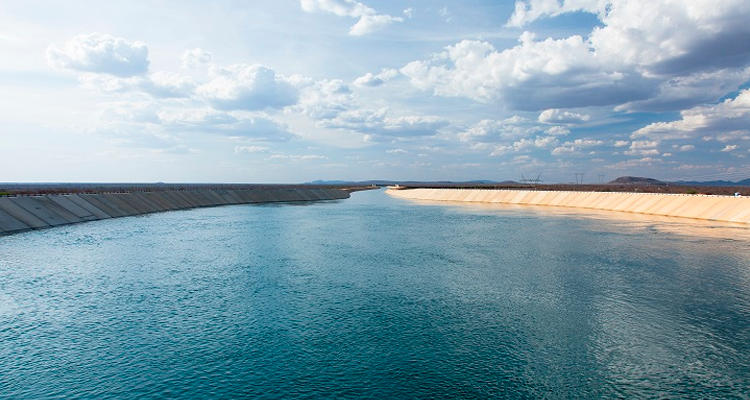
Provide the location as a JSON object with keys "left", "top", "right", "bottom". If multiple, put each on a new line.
{"left": 387, "top": 188, "right": 750, "bottom": 224}
{"left": 0, "top": 188, "right": 349, "bottom": 236}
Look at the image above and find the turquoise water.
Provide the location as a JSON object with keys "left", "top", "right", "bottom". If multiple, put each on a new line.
{"left": 2, "top": 189, "right": 750, "bottom": 399}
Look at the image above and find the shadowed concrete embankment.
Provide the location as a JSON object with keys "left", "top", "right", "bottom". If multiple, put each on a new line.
{"left": 0, "top": 188, "right": 349, "bottom": 236}
{"left": 387, "top": 188, "right": 750, "bottom": 224}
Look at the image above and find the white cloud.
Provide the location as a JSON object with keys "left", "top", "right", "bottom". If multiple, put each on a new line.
{"left": 381, "top": 115, "right": 449, "bottom": 137}
{"left": 197, "top": 64, "right": 298, "bottom": 111}
{"left": 387, "top": 148, "right": 408, "bottom": 154}
{"left": 491, "top": 135, "right": 559, "bottom": 156}
{"left": 590, "top": 0, "right": 750, "bottom": 76}
{"left": 624, "top": 140, "right": 660, "bottom": 156}
{"left": 565, "top": 139, "right": 604, "bottom": 147}
{"left": 47, "top": 33, "right": 149, "bottom": 77}
{"left": 268, "top": 154, "right": 327, "bottom": 161}
{"left": 297, "top": 79, "right": 355, "bottom": 119}
{"left": 181, "top": 48, "right": 213, "bottom": 69}
{"left": 630, "top": 140, "right": 659, "bottom": 149}
{"left": 350, "top": 14, "right": 403, "bottom": 36}
{"left": 93, "top": 101, "right": 297, "bottom": 146}
{"left": 613, "top": 140, "right": 630, "bottom": 147}
{"left": 403, "top": 8, "right": 414, "bottom": 18}
{"left": 616, "top": 68, "right": 750, "bottom": 112}
{"left": 354, "top": 68, "right": 399, "bottom": 87}
{"left": 506, "top": 0, "right": 606, "bottom": 27}
{"left": 625, "top": 148, "right": 660, "bottom": 156}
{"left": 403, "top": 0, "right": 750, "bottom": 112}
{"left": 544, "top": 126, "right": 570, "bottom": 136}
{"left": 235, "top": 146, "right": 270, "bottom": 154}
{"left": 145, "top": 72, "right": 197, "bottom": 98}
{"left": 632, "top": 89, "right": 750, "bottom": 140}
{"left": 538, "top": 109, "right": 590, "bottom": 124}
{"left": 458, "top": 118, "right": 539, "bottom": 143}
{"left": 400, "top": 36, "right": 650, "bottom": 111}
{"left": 165, "top": 111, "right": 297, "bottom": 141}
{"left": 721, "top": 145, "right": 739, "bottom": 152}
{"left": 551, "top": 146, "right": 578, "bottom": 156}
{"left": 98, "top": 101, "right": 162, "bottom": 124}
{"left": 312, "top": 93, "right": 449, "bottom": 139}
{"left": 79, "top": 71, "right": 196, "bottom": 98}
{"left": 300, "top": 0, "right": 403, "bottom": 36}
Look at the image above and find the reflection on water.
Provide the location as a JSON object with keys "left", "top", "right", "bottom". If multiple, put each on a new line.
{"left": 409, "top": 196, "right": 750, "bottom": 241}
{"left": 1, "top": 189, "right": 749, "bottom": 399}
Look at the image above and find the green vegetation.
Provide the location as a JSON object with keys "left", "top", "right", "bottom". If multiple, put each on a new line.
{"left": 0, "top": 189, "right": 13, "bottom": 196}
{"left": 686, "top": 189, "right": 698, "bottom": 194}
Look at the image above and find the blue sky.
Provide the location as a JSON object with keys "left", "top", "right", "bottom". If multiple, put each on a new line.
{"left": 2, "top": 0, "right": 750, "bottom": 183}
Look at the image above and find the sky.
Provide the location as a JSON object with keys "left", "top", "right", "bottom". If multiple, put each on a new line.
{"left": 2, "top": 0, "right": 750, "bottom": 184}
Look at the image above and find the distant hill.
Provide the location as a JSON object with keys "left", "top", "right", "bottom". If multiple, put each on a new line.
{"left": 671, "top": 178, "right": 750, "bottom": 186}
{"left": 610, "top": 176, "right": 667, "bottom": 185}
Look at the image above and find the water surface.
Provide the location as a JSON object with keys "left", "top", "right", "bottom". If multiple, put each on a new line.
{"left": 2, "top": 190, "right": 749, "bottom": 399}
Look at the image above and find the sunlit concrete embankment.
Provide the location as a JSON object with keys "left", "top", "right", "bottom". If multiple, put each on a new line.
{"left": 387, "top": 188, "right": 750, "bottom": 224}
{"left": 0, "top": 188, "right": 349, "bottom": 236}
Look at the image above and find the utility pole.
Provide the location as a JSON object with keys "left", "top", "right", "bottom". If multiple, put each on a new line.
{"left": 575, "top": 173, "right": 585, "bottom": 184}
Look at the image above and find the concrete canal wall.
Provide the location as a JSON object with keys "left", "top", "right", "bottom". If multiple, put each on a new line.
{"left": 0, "top": 188, "right": 349, "bottom": 236}
{"left": 387, "top": 188, "right": 750, "bottom": 224}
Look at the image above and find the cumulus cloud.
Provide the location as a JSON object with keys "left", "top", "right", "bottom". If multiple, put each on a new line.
{"left": 94, "top": 101, "right": 297, "bottom": 147}
{"left": 616, "top": 68, "right": 750, "bottom": 112}
{"left": 403, "top": 0, "right": 750, "bottom": 112}
{"left": 506, "top": 0, "right": 607, "bottom": 28}
{"left": 322, "top": 109, "right": 448, "bottom": 140}
{"left": 590, "top": 0, "right": 750, "bottom": 76}
{"left": 550, "top": 146, "right": 579, "bottom": 156}
{"left": 458, "top": 117, "right": 540, "bottom": 143}
{"left": 79, "top": 71, "right": 196, "bottom": 98}
{"left": 624, "top": 140, "right": 660, "bottom": 156}
{"left": 565, "top": 139, "right": 605, "bottom": 147}
{"left": 162, "top": 110, "right": 297, "bottom": 141}
{"left": 235, "top": 146, "right": 270, "bottom": 154}
{"left": 47, "top": 33, "right": 149, "bottom": 76}
{"left": 181, "top": 48, "right": 213, "bottom": 69}
{"left": 508, "top": 0, "right": 750, "bottom": 77}
{"left": 400, "top": 35, "right": 651, "bottom": 110}
{"left": 197, "top": 64, "right": 298, "bottom": 111}
{"left": 632, "top": 89, "right": 750, "bottom": 140}
{"left": 380, "top": 115, "right": 450, "bottom": 137}
{"left": 268, "top": 154, "right": 327, "bottom": 161}
{"left": 296, "top": 79, "right": 355, "bottom": 119}
{"left": 545, "top": 126, "right": 570, "bottom": 136}
{"left": 300, "top": 0, "right": 403, "bottom": 36}
{"left": 354, "top": 68, "right": 399, "bottom": 87}
{"left": 490, "top": 135, "right": 560, "bottom": 156}
{"left": 538, "top": 108, "right": 590, "bottom": 124}
{"left": 98, "top": 101, "right": 162, "bottom": 124}
{"left": 721, "top": 145, "right": 739, "bottom": 152}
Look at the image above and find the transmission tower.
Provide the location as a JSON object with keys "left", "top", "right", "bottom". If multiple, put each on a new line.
{"left": 520, "top": 174, "right": 542, "bottom": 184}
